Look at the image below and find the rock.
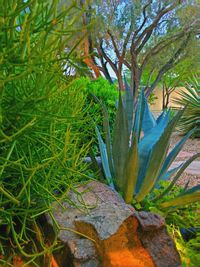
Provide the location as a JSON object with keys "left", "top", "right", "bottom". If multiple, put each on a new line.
{"left": 135, "top": 211, "right": 165, "bottom": 231}
{"left": 46, "top": 181, "right": 181, "bottom": 267}
{"left": 138, "top": 228, "right": 181, "bottom": 267}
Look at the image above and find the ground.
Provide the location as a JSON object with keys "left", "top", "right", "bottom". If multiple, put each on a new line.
{"left": 169, "top": 132, "right": 200, "bottom": 188}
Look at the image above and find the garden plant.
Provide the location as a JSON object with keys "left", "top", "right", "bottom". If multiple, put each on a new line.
{"left": 0, "top": 0, "right": 91, "bottom": 265}
{"left": 173, "top": 75, "right": 200, "bottom": 137}
{"left": 95, "top": 82, "right": 200, "bottom": 207}
{"left": 0, "top": 0, "right": 199, "bottom": 266}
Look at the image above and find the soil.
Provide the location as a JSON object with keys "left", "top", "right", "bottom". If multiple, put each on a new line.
{"left": 169, "top": 132, "right": 200, "bottom": 188}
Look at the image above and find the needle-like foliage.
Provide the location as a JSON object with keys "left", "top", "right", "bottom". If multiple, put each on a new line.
{"left": 0, "top": 0, "right": 91, "bottom": 263}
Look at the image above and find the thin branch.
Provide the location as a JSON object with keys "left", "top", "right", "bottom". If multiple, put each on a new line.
{"left": 135, "top": 2, "right": 180, "bottom": 54}
{"left": 147, "top": 33, "right": 191, "bottom": 95}
{"left": 97, "top": 39, "right": 118, "bottom": 74}
{"left": 107, "top": 29, "right": 121, "bottom": 59}
{"left": 133, "top": 0, "right": 152, "bottom": 40}
{"left": 140, "top": 31, "right": 185, "bottom": 72}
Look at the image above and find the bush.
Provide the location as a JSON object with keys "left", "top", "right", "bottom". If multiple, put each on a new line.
{"left": 0, "top": 1, "right": 90, "bottom": 264}
{"left": 173, "top": 76, "right": 200, "bottom": 137}
{"left": 73, "top": 77, "right": 118, "bottom": 122}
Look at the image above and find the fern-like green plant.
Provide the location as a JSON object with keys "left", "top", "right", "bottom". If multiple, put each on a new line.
{"left": 95, "top": 81, "right": 200, "bottom": 208}
{"left": 173, "top": 75, "right": 200, "bottom": 137}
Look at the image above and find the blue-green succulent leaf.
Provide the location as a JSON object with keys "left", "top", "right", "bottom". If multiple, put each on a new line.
{"left": 91, "top": 94, "right": 114, "bottom": 176}
{"left": 142, "top": 96, "right": 156, "bottom": 134}
{"left": 95, "top": 126, "right": 115, "bottom": 189}
{"left": 135, "top": 109, "right": 184, "bottom": 201}
{"left": 157, "top": 128, "right": 194, "bottom": 182}
{"left": 154, "top": 152, "right": 200, "bottom": 201}
{"left": 112, "top": 92, "right": 129, "bottom": 190}
{"left": 133, "top": 90, "right": 145, "bottom": 142}
{"left": 135, "top": 109, "right": 171, "bottom": 193}
{"left": 123, "top": 133, "right": 139, "bottom": 203}
{"left": 124, "top": 77, "right": 134, "bottom": 135}
{"left": 156, "top": 110, "right": 166, "bottom": 124}
{"left": 161, "top": 185, "right": 200, "bottom": 208}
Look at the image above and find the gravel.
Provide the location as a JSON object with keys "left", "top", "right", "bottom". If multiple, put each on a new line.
{"left": 168, "top": 132, "right": 200, "bottom": 188}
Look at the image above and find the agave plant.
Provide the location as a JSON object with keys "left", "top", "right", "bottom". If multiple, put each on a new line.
{"left": 94, "top": 82, "right": 200, "bottom": 208}
{"left": 173, "top": 76, "right": 200, "bottom": 137}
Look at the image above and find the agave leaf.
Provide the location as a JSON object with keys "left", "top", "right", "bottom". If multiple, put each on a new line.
{"left": 142, "top": 96, "right": 156, "bottom": 135}
{"left": 159, "top": 165, "right": 183, "bottom": 182}
{"left": 123, "top": 133, "right": 139, "bottom": 203}
{"left": 160, "top": 185, "right": 200, "bottom": 208}
{"left": 156, "top": 109, "right": 167, "bottom": 124}
{"left": 89, "top": 149, "right": 104, "bottom": 180}
{"left": 124, "top": 77, "right": 134, "bottom": 136}
{"left": 91, "top": 93, "right": 114, "bottom": 176}
{"left": 133, "top": 90, "right": 145, "bottom": 142}
{"left": 157, "top": 128, "right": 194, "bottom": 182}
{"left": 154, "top": 152, "right": 200, "bottom": 200}
{"left": 135, "top": 109, "right": 184, "bottom": 202}
{"left": 112, "top": 92, "right": 129, "bottom": 190}
{"left": 95, "top": 126, "right": 115, "bottom": 189}
{"left": 135, "top": 109, "right": 171, "bottom": 193}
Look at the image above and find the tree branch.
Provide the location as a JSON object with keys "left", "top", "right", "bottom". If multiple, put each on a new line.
{"left": 147, "top": 33, "right": 191, "bottom": 96}
{"left": 97, "top": 39, "right": 118, "bottom": 74}
{"left": 140, "top": 31, "right": 185, "bottom": 72}
{"left": 107, "top": 30, "right": 121, "bottom": 59}
{"left": 135, "top": 2, "right": 181, "bottom": 54}
{"left": 133, "top": 0, "right": 152, "bottom": 40}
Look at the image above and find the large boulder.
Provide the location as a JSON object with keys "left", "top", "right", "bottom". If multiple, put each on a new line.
{"left": 46, "top": 181, "right": 181, "bottom": 267}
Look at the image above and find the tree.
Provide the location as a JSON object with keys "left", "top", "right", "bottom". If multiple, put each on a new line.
{"left": 85, "top": 0, "right": 199, "bottom": 103}
{"left": 160, "top": 33, "right": 200, "bottom": 109}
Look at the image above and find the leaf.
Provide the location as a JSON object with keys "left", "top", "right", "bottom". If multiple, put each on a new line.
{"left": 142, "top": 95, "right": 156, "bottom": 135}
{"left": 157, "top": 128, "right": 194, "bottom": 182}
{"left": 135, "top": 109, "right": 184, "bottom": 202}
{"left": 160, "top": 185, "right": 200, "bottom": 208}
{"left": 135, "top": 109, "right": 171, "bottom": 193}
{"left": 112, "top": 92, "right": 129, "bottom": 190}
{"left": 133, "top": 90, "right": 145, "bottom": 142}
{"left": 123, "top": 134, "right": 139, "bottom": 203}
{"left": 95, "top": 126, "right": 115, "bottom": 189}
{"left": 154, "top": 152, "right": 200, "bottom": 200}
{"left": 124, "top": 76, "right": 134, "bottom": 135}
{"left": 91, "top": 93, "right": 114, "bottom": 176}
{"left": 159, "top": 165, "right": 183, "bottom": 182}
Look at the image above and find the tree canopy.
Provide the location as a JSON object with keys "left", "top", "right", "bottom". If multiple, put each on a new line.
{"left": 81, "top": 0, "right": 199, "bottom": 102}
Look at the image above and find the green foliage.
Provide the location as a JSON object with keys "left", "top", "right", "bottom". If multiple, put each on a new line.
{"left": 78, "top": 77, "right": 118, "bottom": 123}
{"left": 173, "top": 76, "right": 200, "bottom": 137}
{"left": 0, "top": 0, "right": 90, "bottom": 263}
{"left": 168, "top": 223, "right": 200, "bottom": 267}
{"left": 95, "top": 82, "right": 200, "bottom": 207}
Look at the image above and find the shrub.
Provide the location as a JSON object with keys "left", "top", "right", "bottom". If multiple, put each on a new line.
{"left": 73, "top": 77, "right": 118, "bottom": 123}
{"left": 0, "top": 0, "right": 90, "bottom": 264}
{"left": 94, "top": 82, "right": 200, "bottom": 207}
{"left": 173, "top": 76, "right": 200, "bottom": 137}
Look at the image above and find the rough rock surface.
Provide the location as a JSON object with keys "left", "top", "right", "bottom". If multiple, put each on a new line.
{"left": 46, "top": 181, "right": 181, "bottom": 267}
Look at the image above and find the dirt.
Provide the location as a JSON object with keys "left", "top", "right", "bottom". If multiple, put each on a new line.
{"left": 169, "top": 132, "right": 200, "bottom": 188}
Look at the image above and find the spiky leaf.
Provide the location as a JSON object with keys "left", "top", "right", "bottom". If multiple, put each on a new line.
{"left": 161, "top": 185, "right": 200, "bottom": 208}
{"left": 96, "top": 126, "right": 114, "bottom": 189}
{"left": 157, "top": 128, "right": 194, "bottom": 182}
{"left": 142, "top": 96, "right": 156, "bottom": 134}
{"left": 123, "top": 134, "right": 139, "bottom": 203}
{"left": 112, "top": 92, "right": 129, "bottom": 189}
{"left": 136, "top": 110, "right": 184, "bottom": 202}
